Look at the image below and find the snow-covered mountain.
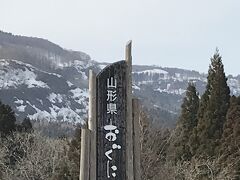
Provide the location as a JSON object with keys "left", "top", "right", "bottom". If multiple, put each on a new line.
{"left": 0, "top": 59, "right": 92, "bottom": 124}
{"left": 132, "top": 66, "right": 240, "bottom": 125}
{"left": 133, "top": 66, "right": 240, "bottom": 96}
{"left": 2, "top": 58, "right": 239, "bottom": 127}
{"left": 0, "top": 31, "right": 100, "bottom": 125}
{"left": 1, "top": 31, "right": 240, "bottom": 127}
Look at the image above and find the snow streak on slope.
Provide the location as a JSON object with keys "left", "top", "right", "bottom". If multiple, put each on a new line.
{"left": 0, "top": 59, "right": 49, "bottom": 89}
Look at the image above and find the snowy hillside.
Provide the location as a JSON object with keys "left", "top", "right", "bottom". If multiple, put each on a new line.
{"left": 1, "top": 31, "right": 240, "bottom": 127}
{"left": 133, "top": 66, "right": 240, "bottom": 96}
{"left": 0, "top": 59, "right": 90, "bottom": 124}
{"left": 1, "top": 58, "right": 240, "bottom": 127}
{"left": 131, "top": 66, "right": 240, "bottom": 126}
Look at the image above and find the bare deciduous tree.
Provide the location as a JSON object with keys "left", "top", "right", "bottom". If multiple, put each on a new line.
{"left": 0, "top": 132, "right": 69, "bottom": 180}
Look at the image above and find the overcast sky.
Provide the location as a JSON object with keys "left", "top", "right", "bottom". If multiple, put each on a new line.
{"left": 1, "top": 0, "right": 240, "bottom": 75}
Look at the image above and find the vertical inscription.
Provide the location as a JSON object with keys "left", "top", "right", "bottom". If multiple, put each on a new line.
{"left": 96, "top": 61, "right": 127, "bottom": 180}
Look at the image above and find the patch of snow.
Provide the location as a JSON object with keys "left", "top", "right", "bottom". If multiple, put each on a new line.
{"left": 16, "top": 105, "right": 26, "bottom": 112}
{"left": 0, "top": 59, "right": 9, "bottom": 66}
{"left": 66, "top": 81, "right": 74, "bottom": 87}
{"left": 52, "top": 104, "right": 60, "bottom": 111}
{"left": 47, "top": 93, "right": 63, "bottom": 103}
{"left": 49, "top": 107, "right": 58, "bottom": 119}
{"left": 175, "top": 73, "right": 181, "bottom": 78}
{"left": 154, "top": 87, "right": 186, "bottom": 95}
{"left": 70, "top": 88, "right": 88, "bottom": 105}
{"left": 0, "top": 66, "right": 49, "bottom": 89}
{"left": 135, "top": 69, "right": 168, "bottom": 75}
{"left": 28, "top": 110, "right": 52, "bottom": 121}
{"left": 11, "top": 59, "right": 62, "bottom": 78}
{"left": 75, "top": 108, "right": 87, "bottom": 114}
{"left": 228, "top": 78, "right": 240, "bottom": 95}
{"left": 14, "top": 98, "right": 24, "bottom": 105}
{"left": 154, "top": 104, "right": 160, "bottom": 108}
{"left": 133, "top": 69, "right": 169, "bottom": 82}
{"left": 37, "top": 98, "right": 43, "bottom": 105}
{"left": 27, "top": 101, "right": 83, "bottom": 123}
{"left": 99, "top": 64, "right": 107, "bottom": 69}
{"left": 133, "top": 84, "right": 140, "bottom": 90}
{"left": 70, "top": 60, "right": 94, "bottom": 69}
{"left": 26, "top": 101, "right": 52, "bottom": 121}
{"left": 80, "top": 71, "right": 88, "bottom": 80}
{"left": 72, "top": 60, "right": 85, "bottom": 66}
{"left": 58, "top": 108, "right": 83, "bottom": 123}
{"left": 46, "top": 72, "right": 62, "bottom": 78}
{"left": 27, "top": 98, "right": 86, "bottom": 124}
{"left": 57, "top": 62, "right": 72, "bottom": 68}
{"left": 11, "top": 59, "right": 34, "bottom": 68}
{"left": 167, "top": 84, "right": 171, "bottom": 90}
{"left": 138, "top": 80, "right": 154, "bottom": 85}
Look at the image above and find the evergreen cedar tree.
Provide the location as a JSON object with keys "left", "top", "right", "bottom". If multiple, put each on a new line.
{"left": 172, "top": 82, "right": 199, "bottom": 162}
{"left": 174, "top": 50, "right": 231, "bottom": 162}
{"left": 0, "top": 101, "right": 33, "bottom": 137}
{"left": 21, "top": 117, "right": 33, "bottom": 133}
{"left": 0, "top": 101, "right": 16, "bottom": 136}
{"left": 192, "top": 49, "right": 230, "bottom": 157}
{"left": 219, "top": 96, "right": 240, "bottom": 176}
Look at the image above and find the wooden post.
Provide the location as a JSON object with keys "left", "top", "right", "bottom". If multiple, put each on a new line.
{"left": 132, "top": 98, "right": 141, "bottom": 180}
{"left": 80, "top": 127, "right": 90, "bottom": 180}
{"left": 126, "top": 40, "right": 134, "bottom": 180}
{"left": 88, "top": 70, "right": 97, "bottom": 180}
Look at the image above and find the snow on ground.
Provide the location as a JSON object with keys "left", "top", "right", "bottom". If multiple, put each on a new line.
{"left": 0, "top": 59, "right": 88, "bottom": 124}
{"left": 71, "top": 60, "right": 89, "bottom": 80}
{"left": 154, "top": 87, "right": 186, "bottom": 95}
{"left": 14, "top": 98, "right": 24, "bottom": 105}
{"left": 27, "top": 101, "right": 84, "bottom": 124}
{"left": 0, "top": 59, "right": 9, "bottom": 66}
{"left": 37, "top": 99, "right": 43, "bottom": 105}
{"left": 228, "top": 78, "right": 240, "bottom": 95}
{"left": 70, "top": 88, "right": 88, "bottom": 105}
{"left": 23, "top": 88, "right": 88, "bottom": 124}
{"left": 11, "top": 59, "right": 34, "bottom": 68}
{"left": 133, "top": 69, "right": 170, "bottom": 81}
{"left": 15, "top": 98, "right": 26, "bottom": 112}
{"left": 133, "top": 84, "right": 140, "bottom": 90}
{"left": 75, "top": 108, "right": 87, "bottom": 114}
{"left": 57, "top": 107, "right": 83, "bottom": 123}
{"left": 12, "top": 59, "right": 62, "bottom": 78}
{"left": 98, "top": 64, "right": 107, "bottom": 69}
{"left": 47, "top": 93, "right": 63, "bottom": 103}
{"left": 0, "top": 61, "right": 49, "bottom": 89}
{"left": 26, "top": 101, "right": 52, "bottom": 121}
{"left": 60, "top": 59, "right": 95, "bottom": 69}
{"left": 66, "top": 81, "right": 74, "bottom": 87}
{"left": 135, "top": 69, "right": 168, "bottom": 75}
{"left": 16, "top": 105, "right": 26, "bottom": 112}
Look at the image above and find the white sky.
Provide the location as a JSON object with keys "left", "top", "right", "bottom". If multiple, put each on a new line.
{"left": 1, "top": 0, "right": 240, "bottom": 75}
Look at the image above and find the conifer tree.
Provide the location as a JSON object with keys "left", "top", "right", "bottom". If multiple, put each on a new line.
{"left": 193, "top": 49, "right": 230, "bottom": 157}
{"left": 0, "top": 101, "right": 16, "bottom": 137}
{"left": 219, "top": 96, "right": 240, "bottom": 177}
{"left": 21, "top": 117, "right": 33, "bottom": 133}
{"left": 172, "top": 82, "right": 199, "bottom": 161}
